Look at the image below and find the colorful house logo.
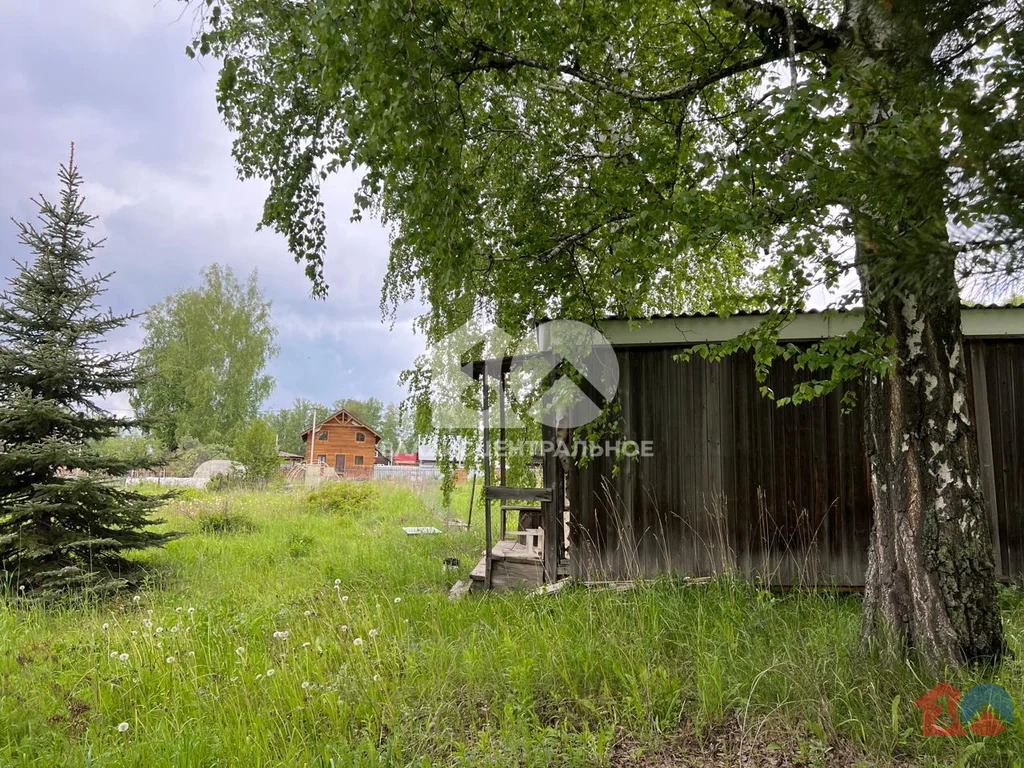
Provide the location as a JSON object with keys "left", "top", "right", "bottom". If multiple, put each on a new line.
{"left": 915, "top": 682, "right": 1014, "bottom": 736}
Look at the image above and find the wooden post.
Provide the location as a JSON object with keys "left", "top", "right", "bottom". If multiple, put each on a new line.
{"left": 541, "top": 424, "right": 561, "bottom": 583}
{"left": 466, "top": 470, "right": 477, "bottom": 529}
{"left": 499, "top": 369, "right": 507, "bottom": 540}
{"left": 482, "top": 367, "right": 493, "bottom": 590}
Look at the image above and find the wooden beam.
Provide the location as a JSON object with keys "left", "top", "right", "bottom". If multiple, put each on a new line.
{"left": 485, "top": 485, "right": 553, "bottom": 502}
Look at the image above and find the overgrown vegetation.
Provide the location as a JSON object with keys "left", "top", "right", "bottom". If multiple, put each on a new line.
{"left": 1, "top": 482, "right": 1022, "bottom": 766}
{"left": 307, "top": 480, "right": 380, "bottom": 516}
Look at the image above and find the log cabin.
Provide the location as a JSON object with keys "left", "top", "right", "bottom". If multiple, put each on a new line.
{"left": 302, "top": 409, "right": 381, "bottom": 479}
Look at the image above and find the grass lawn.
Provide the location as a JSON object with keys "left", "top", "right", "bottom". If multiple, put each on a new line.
{"left": 1, "top": 481, "right": 1022, "bottom": 767}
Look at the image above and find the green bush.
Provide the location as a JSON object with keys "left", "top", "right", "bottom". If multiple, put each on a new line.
{"left": 191, "top": 500, "right": 258, "bottom": 534}
{"left": 306, "top": 480, "right": 379, "bottom": 515}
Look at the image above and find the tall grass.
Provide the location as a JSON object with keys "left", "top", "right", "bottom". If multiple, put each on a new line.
{"left": 1, "top": 483, "right": 1022, "bottom": 766}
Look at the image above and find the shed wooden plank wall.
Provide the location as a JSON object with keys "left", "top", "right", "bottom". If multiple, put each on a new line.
{"left": 567, "top": 339, "right": 1024, "bottom": 586}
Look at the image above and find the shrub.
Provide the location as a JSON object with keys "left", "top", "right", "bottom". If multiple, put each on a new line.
{"left": 307, "top": 481, "right": 379, "bottom": 515}
{"left": 190, "top": 500, "right": 257, "bottom": 535}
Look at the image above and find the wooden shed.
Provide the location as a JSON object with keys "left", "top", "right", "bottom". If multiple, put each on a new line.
{"left": 563, "top": 307, "right": 1024, "bottom": 587}
{"left": 471, "top": 306, "right": 1024, "bottom": 590}
{"left": 302, "top": 409, "right": 380, "bottom": 479}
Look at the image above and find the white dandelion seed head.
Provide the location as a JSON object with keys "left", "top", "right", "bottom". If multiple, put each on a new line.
{"left": 272, "top": 630, "right": 290, "bottom": 640}
{"left": 175, "top": 607, "right": 182, "bottom": 613}
{"left": 119, "top": 653, "right": 129, "bottom": 662}
{"left": 132, "top": 595, "right": 140, "bottom": 603}
{"left": 146, "top": 609, "right": 153, "bottom": 616}
{"left": 109, "top": 651, "right": 119, "bottom": 659}
{"left": 340, "top": 625, "right": 348, "bottom": 633}
{"left": 235, "top": 647, "right": 245, "bottom": 656}
{"left": 301, "top": 681, "right": 311, "bottom": 690}
{"left": 341, "top": 595, "right": 349, "bottom": 602}
{"left": 188, "top": 607, "right": 195, "bottom": 615}
{"left": 373, "top": 674, "right": 380, "bottom": 682}
{"left": 142, "top": 619, "right": 152, "bottom": 629}
{"left": 166, "top": 656, "right": 176, "bottom": 664}
{"left": 334, "top": 579, "right": 341, "bottom": 586}
{"left": 266, "top": 668, "right": 275, "bottom": 677}
{"left": 393, "top": 597, "right": 401, "bottom": 604}
{"left": 171, "top": 626, "right": 180, "bottom": 633}
{"left": 188, "top": 651, "right": 195, "bottom": 657}
{"left": 117, "top": 722, "right": 130, "bottom": 733}
{"left": 102, "top": 623, "right": 110, "bottom": 630}
{"left": 155, "top": 627, "right": 163, "bottom": 634}
{"left": 368, "top": 629, "right": 379, "bottom": 638}
{"left": 353, "top": 637, "right": 364, "bottom": 646}
{"left": 302, "top": 642, "right": 311, "bottom": 648}
{"left": 131, "top": 631, "right": 138, "bottom": 637}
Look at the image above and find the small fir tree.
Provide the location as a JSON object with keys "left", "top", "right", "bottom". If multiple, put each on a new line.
{"left": 0, "top": 148, "right": 176, "bottom": 594}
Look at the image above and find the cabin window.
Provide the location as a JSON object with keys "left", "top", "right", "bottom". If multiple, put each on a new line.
{"left": 355, "top": 432, "right": 366, "bottom": 442}
{"left": 318, "top": 430, "right": 329, "bottom": 440}
{"left": 354, "top": 455, "right": 364, "bottom": 466}
{"left": 317, "top": 455, "right": 326, "bottom": 464}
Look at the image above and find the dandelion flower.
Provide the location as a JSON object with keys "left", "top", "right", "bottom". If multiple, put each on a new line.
{"left": 102, "top": 622, "right": 110, "bottom": 630}
{"left": 340, "top": 625, "right": 348, "bottom": 633}
{"left": 301, "top": 681, "right": 311, "bottom": 690}
{"left": 393, "top": 597, "right": 401, "bottom": 604}
{"left": 368, "top": 629, "right": 379, "bottom": 638}
{"left": 166, "top": 656, "right": 176, "bottom": 664}
{"left": 266, "top": 668, "right": 275, "bottom": 677}
{"left": 132, "top": 595, "right": 140, "bottom": 604}
{"left": 353, "top": 637, "right": 364, "bottom": 646}
{"left": 155, "top": 627, "right": 164, "bottom": 634}
{"left": 334, "top": 578, "right": 341, "bottom": 586}
{"left": 109, "top": 651, "right": 119, "bottom": 659}
{"left": 175, "top": 607, "right": 183, "bottom": 614}
{"left": 373, "top": 674, "right": 381, "bottom": 682}
{"left": 188, "top": 607, "right": 195, "bottom": 615}
{"left": 171, "top": 625, "right": 180, "bottom": 633}
{"left": 304, "top": 610, "right": 313, "bottom": 617}
{"left": 341, "top": 595, "right": 349, "bottom": 603}
{"left": 117, "top": 722, "right": 130, "bottom": 733}
{"left": 273, "top": 630, "right": 290, "bottom": 640}
{"left": 235, "top": 647, "right": 245, "bottom": 656}
{"left": 188, "top": 651, "right": 195, "bottom": 658}
{"left": 18, "top": 585, "right": 25, "bottom": 592}
{"left": 119, "top": 653, "right": 129, "bottom": 662}
{"left": 302, "top": 642, "right": 311, "bottom": 648}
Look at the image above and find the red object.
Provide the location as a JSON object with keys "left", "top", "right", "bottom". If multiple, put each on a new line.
{"left": 915, "top": 682, "right": 966, "bottom": 736}
{"left": 393, "top": 453, "right": 419, "bottom": 465}
{"left": 969, "top": 709, "right": 1006, "bottom": 736}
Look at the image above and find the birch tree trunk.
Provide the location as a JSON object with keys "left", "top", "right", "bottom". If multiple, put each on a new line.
{"left": 846, "top": 0, "right": 1004, "bottom": 666}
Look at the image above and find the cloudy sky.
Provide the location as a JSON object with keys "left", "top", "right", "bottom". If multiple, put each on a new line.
{"left": 0, "top": 0, "right": 425, "bottom": 416}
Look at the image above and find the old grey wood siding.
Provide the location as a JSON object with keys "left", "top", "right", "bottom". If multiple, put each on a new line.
{"left": 567, "top": 339, "right": 1023, "bottom": 586}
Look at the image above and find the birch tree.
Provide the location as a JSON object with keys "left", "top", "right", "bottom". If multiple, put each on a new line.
{"left": 185, "top": 0, "right": 1022, "bottom": 666}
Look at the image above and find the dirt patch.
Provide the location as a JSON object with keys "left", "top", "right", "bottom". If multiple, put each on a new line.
{"left": 607, "top": 721, "right": 904, "bottom": 768}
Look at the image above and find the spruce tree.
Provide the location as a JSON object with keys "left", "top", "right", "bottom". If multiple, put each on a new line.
{"left": 0, "top": 148, "right": 176, "bottom": 594}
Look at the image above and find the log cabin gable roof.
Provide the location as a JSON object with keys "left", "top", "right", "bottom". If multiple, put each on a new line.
{"left": 300, "top": 408, "right": 382, "bottom": 441}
